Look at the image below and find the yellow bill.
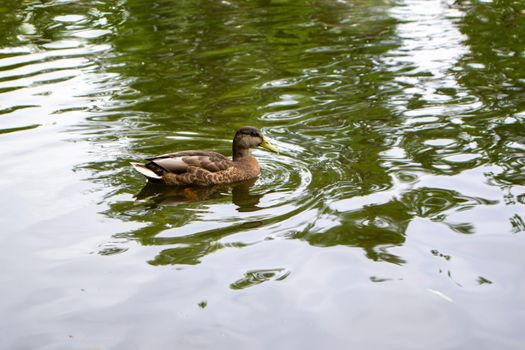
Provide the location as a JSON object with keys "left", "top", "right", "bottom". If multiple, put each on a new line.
{"left": 260, "top": 137, "right": 279, "bottom": 153}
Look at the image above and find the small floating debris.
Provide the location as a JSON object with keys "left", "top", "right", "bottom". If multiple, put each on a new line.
{"left": 427, "top": 288, "right": 453, "bottom": 303}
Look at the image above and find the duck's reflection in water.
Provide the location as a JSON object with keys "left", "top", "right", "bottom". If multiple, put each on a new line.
{"left": 135, "top": 178, "right": 263, "bottom": 212}
{"left": 124, "top": 179, "right": 265, "bottom": 266}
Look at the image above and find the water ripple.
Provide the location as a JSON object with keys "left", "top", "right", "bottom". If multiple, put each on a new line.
{"left": 2, "top": 0, "right": 525, "bottom": 347}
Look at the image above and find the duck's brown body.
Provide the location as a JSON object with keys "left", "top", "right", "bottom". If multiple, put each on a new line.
{"left": 150, "top": 152, "right": 260, "bottom": 186}
{"left": 131, "top": 126, "right": 276, "bottom": 186}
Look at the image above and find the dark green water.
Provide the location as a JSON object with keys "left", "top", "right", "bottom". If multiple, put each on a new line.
{"left": 1, "top": 0, "right": 525, "bottom": 348}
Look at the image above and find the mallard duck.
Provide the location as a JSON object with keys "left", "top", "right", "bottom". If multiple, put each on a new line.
{"left": 131, "top": 126, "right": 278, "bottom": 186}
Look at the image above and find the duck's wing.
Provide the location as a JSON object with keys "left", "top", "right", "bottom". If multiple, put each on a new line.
{"left": 146, "top": 151, "right": 233, "bottom": 174}
{"left": 130, "top": 162, "right": 163, "bottom": 182}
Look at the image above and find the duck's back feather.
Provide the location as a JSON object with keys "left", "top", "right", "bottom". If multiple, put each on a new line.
{"left": 146, "top": 151, "right": 233, "bottom": 175}
{"left": 133, "top": 150, "right": 260, "bottom": 186}
{"left": 147, "top": 150, "right": 228, "bottom": 161}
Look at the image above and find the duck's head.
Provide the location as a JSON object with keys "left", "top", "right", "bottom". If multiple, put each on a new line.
{"left": 233, "top": 126, "right": 278, "bottom": 158}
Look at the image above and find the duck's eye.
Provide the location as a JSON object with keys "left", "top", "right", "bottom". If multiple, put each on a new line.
{"left": 250, "top": 132, "right": 258, "bottom": 137}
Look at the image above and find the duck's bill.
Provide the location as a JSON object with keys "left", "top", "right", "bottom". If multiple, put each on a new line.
{"left": 260, "top": 138, "right": 279, "bottom": 153}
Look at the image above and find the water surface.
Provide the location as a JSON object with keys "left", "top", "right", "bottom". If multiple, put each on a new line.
{"left": 1, "top": 0, "right": 525, "bottom": 348}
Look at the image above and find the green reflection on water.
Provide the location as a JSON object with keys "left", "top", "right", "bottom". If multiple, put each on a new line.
{"left": 1, "top": 0, "right": 524, "bottom": 273}
{"left": 5, "top": 0, "right": 520, "bottom": 265}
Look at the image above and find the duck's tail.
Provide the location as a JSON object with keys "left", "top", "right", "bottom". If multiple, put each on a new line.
{"left": 130, "top": 162, "right": 163, "bottom": 182}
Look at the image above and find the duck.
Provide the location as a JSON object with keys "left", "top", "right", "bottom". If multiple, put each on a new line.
{"left": 131, "top": 126, "right": 278, "bottom": 186}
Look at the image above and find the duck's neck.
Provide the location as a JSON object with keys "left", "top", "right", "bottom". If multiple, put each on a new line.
{"left": 232, "top": 146, "right": 252, "bottom": 162}
{"left": 233, "top": 147, "right": 260, "bottom": 178}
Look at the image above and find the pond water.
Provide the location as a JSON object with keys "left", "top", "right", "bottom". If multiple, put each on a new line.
{"left": 1, "top": 0, "right": 525, "bottom": 348}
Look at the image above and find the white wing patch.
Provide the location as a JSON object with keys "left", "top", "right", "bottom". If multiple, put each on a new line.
{"left": 130, "top": 162, "right": 161, "bottom": 180}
